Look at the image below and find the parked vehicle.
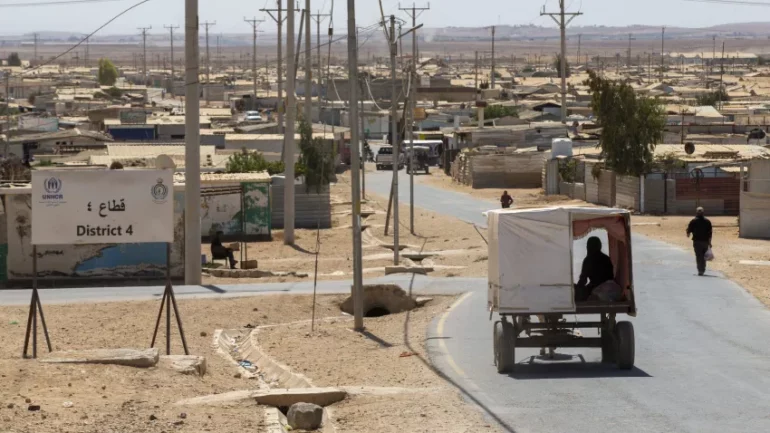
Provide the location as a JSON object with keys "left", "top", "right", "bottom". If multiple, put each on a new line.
{"left": 244, "top": 111, "right": 263, "bottom": 122}
{"left": 375, "top": 145, "right": 404, "bottom": 170}
{"left": 487, "top": 207, "right": 637, "bottom": 373}
{"left": 406, "top": 146, "right": 430, "bottom": 175}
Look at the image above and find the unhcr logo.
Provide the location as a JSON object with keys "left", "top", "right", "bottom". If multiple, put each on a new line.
{"left": 42, "top": 177, "right": 63, "bottom": 200}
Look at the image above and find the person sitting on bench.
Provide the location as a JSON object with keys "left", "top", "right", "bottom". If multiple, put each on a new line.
{"left": 211, "top": 231, "right": 238, "bottom": 269}
{"left": 575, "top": 236, "right": 614, "bottom": 302}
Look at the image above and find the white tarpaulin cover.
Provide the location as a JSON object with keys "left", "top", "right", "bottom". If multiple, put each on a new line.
{"left": 486, "top": 207, "right": 630, "bottom": 314}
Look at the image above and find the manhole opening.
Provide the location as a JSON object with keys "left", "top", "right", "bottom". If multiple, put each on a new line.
{"left": 365, "top": 306, "right": 391, "bottom": 317}
{"left": 277, "top": 406, "right": 290, "bottom": 415}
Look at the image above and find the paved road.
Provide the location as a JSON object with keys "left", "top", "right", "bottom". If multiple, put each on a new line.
{"left": 0, "top": 275, "right": 478, "bottom": 306}
{"left": 367, "top": 170, "right": 770, "bottom": 433}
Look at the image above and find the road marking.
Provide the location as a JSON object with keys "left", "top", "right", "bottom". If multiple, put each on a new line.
{"left": 436, "top": 291, "right": 474, "bottom": 378}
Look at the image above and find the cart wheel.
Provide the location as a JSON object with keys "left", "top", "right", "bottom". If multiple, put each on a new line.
{"left": 614, "top": 321, "right": 635, "bottom": 370}
{"left": 494, "top": 320, "right": 515, "bottom": 374}
{"left": 601, "top": 324, "right": 616, "bottom": 363}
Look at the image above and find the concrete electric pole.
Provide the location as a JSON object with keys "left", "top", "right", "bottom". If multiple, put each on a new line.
{"left": 201, "top": 21, "right": 215, "bottom": 106}
{"left": 262, "top": 2, "right": 287, "bottom": 134}
{"left": 304, "top": 0, "right": 312, "bottom": 123}
{"left": 138, "top": 26, "right": 152, "bottom": 86}
{"left": 33, "top": 33, "right": 39, "bottom": 64}
{"left": 244, "top": 17, "right": 265, "bottom": 99}
{"left": 541, "top": 1, "right": 582, "bottom": 123}
{"left": 164, "top": 25, "right": 179, "bottom": 91}
{"left": 347, "top": 0, "right": 365, "bottom": 331}
{"left": 184, "top": 0, "right": 202, "bottom": 285}
{"left": 399, "top": 2, "right": 429, "bottom": 235}
{"left": 490, "top": 25, "right": 496, "bottom": 89}
{"left": 577, "top": 34, "right": 581, "bottom": 66}
{"left": 661, "top": 26, "right": 666, "bottom": 80}
{"left": 311, "top": 11, "right": 330, "bottom": 114}
{"left": 388, "top": 15, "right": 400, "bottom": 265}
{"left": 284, "top": 0, "right": 297, "bottom": 245}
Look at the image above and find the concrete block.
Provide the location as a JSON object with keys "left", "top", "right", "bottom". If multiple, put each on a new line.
{"left": 40, "top": 348, "right": 159, "bottom": 368}
{"left": 253, "top": 388, "right": 347, "bottom": 408}
{"left": 160, "top": 355, "right": 207, "bottom": 376}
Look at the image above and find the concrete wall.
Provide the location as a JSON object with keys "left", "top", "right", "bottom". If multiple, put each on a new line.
{"left": 573, "top": 183, "right": 586, "bottom": 201}
{"left": 644, "top": 178, "right": 667, "bottom": 214}
{"left": 584, "top": 162, "right": 599, "bottom": 204}
{"left": 615, "top": 175, "right": 641, "bottom": 210}
{"left": 597, "top": 169, "right": 616, "bottom": 207}
{"left": 466, "top": 153, "right": 546, "bottom": 189}
{"left": 748, "top": 160, "right": 770, "bottom": 194}
{"left": 740, "top": 192, "right": 770, "bottom": 239}
{"left": 270, "top": 183, "right": 331, "bottom": 229}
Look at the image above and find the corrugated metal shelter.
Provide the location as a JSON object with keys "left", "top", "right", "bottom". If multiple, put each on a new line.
{"left": 270, "top": 176, "right": 331, "bottom": 229}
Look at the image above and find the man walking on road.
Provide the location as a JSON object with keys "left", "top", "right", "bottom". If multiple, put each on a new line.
{"left": 687, "top": 207, "right": 713, "bottom": 276}
{"left": 500, "top": 191, "right": 513, "bottom": 209}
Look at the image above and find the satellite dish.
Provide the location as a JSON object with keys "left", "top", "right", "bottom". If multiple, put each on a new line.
{"left": 155, "top": 154, "right": 176, "bottom": 170}
{"left": 684, "top": 142, "right": 695, "bottom": 155}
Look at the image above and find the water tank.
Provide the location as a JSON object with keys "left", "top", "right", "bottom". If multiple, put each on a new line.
{"left": 551, "top": 138, "right": 573, "bottom": 159}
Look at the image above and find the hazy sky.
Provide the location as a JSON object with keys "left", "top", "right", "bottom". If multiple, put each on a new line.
{"left": 0, "top": 0, "right": 763, "bottom": 35}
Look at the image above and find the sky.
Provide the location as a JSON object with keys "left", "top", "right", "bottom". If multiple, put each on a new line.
{"left": 0, "top": 0, "right": 765, "bottom": 36}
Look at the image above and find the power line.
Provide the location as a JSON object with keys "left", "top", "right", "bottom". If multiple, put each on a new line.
{"left": 684, "top": 0, "right": 770, "bottom": 4}
{"left": 0, "top": 0, "right": 123, "bottom": 7}
{"left": 10, "top": 0, "right": 153, "bottom": 78}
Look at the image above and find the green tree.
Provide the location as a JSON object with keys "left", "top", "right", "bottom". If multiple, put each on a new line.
{"left": 297, "top": 119, "right": 334, "bottom": 192}
{"left": 472, "top": 105, "right": 519, "bottom": 120}
{"left": 98, "top": 58, "right": 118, "bottom": 86}
{"left": 695, "top": 89, "right": 729, "bottom": 107}
{"left": 585, "top": 70, "right": 666, "bottom": 176}
{"left": 226, "top": 148, "right": 285, "bottom": 175}
{"left": 7, "top": 52, "right": 21, "bottom": 67}
{"left": 553, "top": 54, "right": 570, "bottom": 78}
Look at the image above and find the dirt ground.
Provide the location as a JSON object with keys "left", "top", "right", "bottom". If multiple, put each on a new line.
{"left": 259, "top": 296, "right": 501, "bottom": 433}
{"left": 0, "top": 294, "right": 345, "bottom": 433}
{"left": 632, "top": 215, "right": 770, "bottom": 307}
{"left": 202, "top": 169, "right": 492, "bottom": 284}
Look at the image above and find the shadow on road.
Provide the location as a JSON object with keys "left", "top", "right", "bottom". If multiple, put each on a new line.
{"left": 509, "top": 357, "right": 652, "bottom": 380}
{"left": 202, "top": 285, "right": 226, "bottom": 294}
{"left": 357, "top": 329, "right": 394, "bottom": 348}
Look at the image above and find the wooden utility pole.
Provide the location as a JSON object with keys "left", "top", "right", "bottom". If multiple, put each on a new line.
{"left": 244, "top": 17, "right": 265, "bottom": 98}
{"left": 138, "top": 26, "right": 152, "bottom": 86}
{"left": 541, "top": 0, "right": 582, "bottom": 123}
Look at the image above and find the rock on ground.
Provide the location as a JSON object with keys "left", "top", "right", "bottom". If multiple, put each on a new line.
{"left": 39, "top": 348, "right": 159, "bottom": 368}
{"left": 159, "top": 355, "right": 207, "bottom": 376}
{"left": 287, "top": 402, "right": 323, "bottom": 431}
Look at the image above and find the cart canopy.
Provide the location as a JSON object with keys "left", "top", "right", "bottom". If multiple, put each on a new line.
{"left": 485, "top": 207, "right": 631, "bottom": 314}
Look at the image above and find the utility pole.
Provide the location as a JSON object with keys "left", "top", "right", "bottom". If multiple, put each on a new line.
{"left": 712, "top": 35, "right": 717, "bottom": 75}
{"left": 577, "top": 34, "right": 581, "bottom": 66}
{"left": 490, "top": 25, "right": 496, "bottom": 89}
{"left": 541, "top": 0, "right": 582, "bottom": 123}
{"left": 719, "top": 41, "right": 725, "bottom": 111}
{"left": 661, "top": 26, "right": 666, "bottom": 80}
{"left": 304, "top": 0, "right": 312, "bottom": 122}
{"left": 628, "top": 33, "right": 635, "bottom": 66}
{"left": 164, "top": 25, "right": 179, "bottom": 91}
{"left": 311, "top": 11, "right": 330, "bottom": 115}
{"left": 33, "top": 33, "right": 39, "bottom": 64}
{"left": 85, "top": 35, "right": 89, "bottom": 67}
{"left": 184, "top": 0, "right": 202, "bottom": 285}
{"left": 348, "top": 0, "right": 364, "bottom": 332}
{"left": 4, "top": 72, "right": 10, "bottom": 158}
{"left": 138, "top": 26, "right": 152, "bottom": 86}
{"left": 244, "top": 17, "right": 265, "bottom": 98}
{"left": 474, "top": 51, "right": 479, "bottom": 89}
{"left": 388, "top": 15, "right": 400, "bottom": 265}
{"left": 399, "top": 1, "right": 429, "bottom": 235}
{"left": 262, "top": 2, "right": 287, "bottom": 133}
{"left": 284, "top": 0, "right": 297, "bottom": 245}
{"left": 201, "top": 21, "right": 215, "bottom": 106}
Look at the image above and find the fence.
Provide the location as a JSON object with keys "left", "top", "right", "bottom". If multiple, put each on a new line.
{"left": 740, "top": 173, "right": 770, "bottom": 239}
{"left": 271, "top": 184, "right": 331, "bottom": 229}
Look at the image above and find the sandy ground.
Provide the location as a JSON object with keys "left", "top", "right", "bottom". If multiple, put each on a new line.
{"left": 259, "top": 295, "right": 501, "bottom": 433}
{"left": 632, "top": 215, "right": 770, "bottom": 307}
{"left": 0, "top": 294, "right": 346, "bottom": 433}
{"left": 202, "top": 169, "right": 491, "bottom": 284}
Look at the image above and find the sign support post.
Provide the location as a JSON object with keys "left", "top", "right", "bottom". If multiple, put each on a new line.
{"left": 150, "top": 243, "right": 190, "bottom": 355}
{"left": 22, "top": 245, "right": 52, "bottom": 359}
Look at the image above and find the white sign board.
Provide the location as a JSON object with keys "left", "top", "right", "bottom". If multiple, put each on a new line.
{"left": 31, "top": 170, "right": 174, "bottom": 245}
